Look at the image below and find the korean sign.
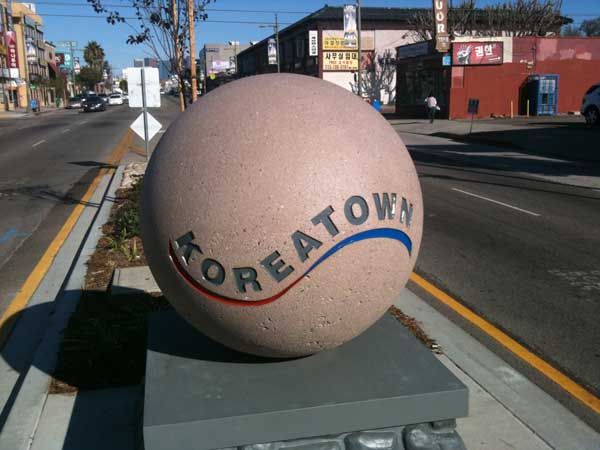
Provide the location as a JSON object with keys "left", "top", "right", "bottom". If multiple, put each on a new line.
{"left": 5, "top": 31, "right": 19, "bottom": 78}
{"left": 433, "top": 0, "right": 450, "bottom": 53}
{"left": 453, "top": 42, "right": 503, "bottom": 65}
{"left": 309, "top": 30, "right": 318, "bottom": 56}
{"left": 343, "top": 5, "right": 357, "bottom": 49}
{"left": 323, "top": 51, "right": 358, "bottom": 71}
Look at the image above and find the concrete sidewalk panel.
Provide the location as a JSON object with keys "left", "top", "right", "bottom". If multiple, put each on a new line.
{"left": 394, "top": 288, "right": 600, "bottom": 450}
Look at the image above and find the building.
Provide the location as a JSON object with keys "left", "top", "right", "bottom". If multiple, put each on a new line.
{"left": 0, "top": 0, "right": 11, "bottom": 110}
{"left": 236, "top": 7, "right": 426, "bottom": 105}
{"left": 1, "top": 2, "right": 52, "bottom": 109}
{"left": 395, "top": 36, "right": 600, "bottom": 119}
{"left": 200, "top": 42, "right": 250, "bottom": 78}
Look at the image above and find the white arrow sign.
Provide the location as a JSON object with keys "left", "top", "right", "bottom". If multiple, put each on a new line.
{"left": 130, "top": 112, "right": 162, "bottom": 141}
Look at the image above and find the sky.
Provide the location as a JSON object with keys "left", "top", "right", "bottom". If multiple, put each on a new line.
{"left": 33, "top": 0, "right": 600, "bottom": 74}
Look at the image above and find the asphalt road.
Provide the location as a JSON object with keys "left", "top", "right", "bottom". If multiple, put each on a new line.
{"left": 399, "top": 131, "right": 600, "bottom": 420}
{"left": 0, "top": 97, "right": 181, "bottom": 318}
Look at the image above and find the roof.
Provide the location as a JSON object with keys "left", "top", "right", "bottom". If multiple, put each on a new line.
{"left": 237, "top": 6, "right": 427, "bottom": 59}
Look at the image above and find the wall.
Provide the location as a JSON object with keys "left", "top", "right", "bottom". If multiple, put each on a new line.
{"left": 449, "top": 37, "right": 600, "bottom": 119}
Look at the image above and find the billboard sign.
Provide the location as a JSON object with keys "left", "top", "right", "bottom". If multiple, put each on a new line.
{"left": 6, "top": 31, "right": 19, "bottom": 70}
{"left": 433, "top": 0, "right": 450, "bottom": 53}
{"left": 452, "top": 42, "right": 503, "bottom": 65}
{"left": 267, "top": 38, "right": 277, "bottom": 65}
{"left": 343, "top": 5, "right": 357, "bottom": 49}
{"left": 26, "top": 37, "right": 37, "bottom": 63}
{"left": 309, "top": 30, "right": 318, "bottom": 56}
{"left": 211, "top": 60, "right": 231, "bottom": 71}
{"left": 323, "top": 51, "right": 358, "bottom": 71}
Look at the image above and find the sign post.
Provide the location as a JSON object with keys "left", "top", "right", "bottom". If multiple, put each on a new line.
{"left": 468, "top": 98, "right": 479, "bottom": 134}
{"left": 127, "top": 66, "right": 162, "bottom": 160}
{"left": 141, "top": 67, "right": 149, "bottom": 160}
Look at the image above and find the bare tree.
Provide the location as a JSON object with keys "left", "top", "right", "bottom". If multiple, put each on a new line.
{"left": 86, "top": 0, "right": 213, "bottom": 111}
{"left": 350, "top": 50, "right": 397, "bottom": 104}
{"left": 409, "top": 0, "right": 568, "bottom": 40}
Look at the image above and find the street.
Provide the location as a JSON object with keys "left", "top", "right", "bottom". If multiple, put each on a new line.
{"left": 0, "top": 97, "right": 180, "bottom": 319}
{"left": 397, "top": 129, "right": 600, "bottom": 409}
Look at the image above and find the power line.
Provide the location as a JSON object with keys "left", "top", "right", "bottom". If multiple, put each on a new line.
{"left": 30, "top": 12, "right": 293, "bottom": 24}
{"left": 27, "top": 1, "right": 313, "bottom": 14}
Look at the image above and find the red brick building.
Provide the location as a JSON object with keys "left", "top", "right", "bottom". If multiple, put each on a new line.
{"left": 395, "top": 37, "right": 600, "bottom": 119}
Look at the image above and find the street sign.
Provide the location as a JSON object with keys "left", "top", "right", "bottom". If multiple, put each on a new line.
{"left": 433, "top": 0, "right": 450, "bottom": 53}
{"left": 130, "top": 112, "right": 162, "bottom": 141}
{"left": 309, "top": 30, "right": 318, "bottom": 56}
{"left": 125, "top": 67, "right": 160, "bottom": 108}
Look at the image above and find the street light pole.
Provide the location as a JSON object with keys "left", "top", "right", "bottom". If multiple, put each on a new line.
{"left": 187, "top": 0, "right": 197, "bottom": 102}
{"left": 275, "top": 13, "right": 280, "bottom": 73}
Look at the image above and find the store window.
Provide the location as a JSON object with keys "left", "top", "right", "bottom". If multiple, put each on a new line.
{"left": 397, "top": 69, "right": 446, "bottom": 106}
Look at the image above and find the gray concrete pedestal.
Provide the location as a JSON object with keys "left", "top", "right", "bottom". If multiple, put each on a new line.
{"left": 143, "top": 311, "right": 468, "bottom": 450}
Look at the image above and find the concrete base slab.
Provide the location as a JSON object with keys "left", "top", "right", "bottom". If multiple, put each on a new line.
{"left": 111, "top": 266, "right": 160, "bottom": 295}
{"left": 143, "top": 311, "right": 468, "bottom": 450}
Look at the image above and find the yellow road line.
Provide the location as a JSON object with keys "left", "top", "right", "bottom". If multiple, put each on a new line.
{"left": 0, "top": 130, "right": 132, "bottom": 348}
{"left": 410, "top": 272, "right": 600, "bottom": 415}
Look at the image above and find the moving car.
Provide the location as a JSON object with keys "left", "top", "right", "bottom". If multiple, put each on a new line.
{"left": 108, "top": 93, "right": 124, "bottom": 105}
{"left": 98, "top": 93, "right": 109, "bottom": 104}
{"left": 66, "top": 96, "right": 83, "bottom": 109}
{"left": 581, "top": 83, "right": 600, "bottom": 126}
{"left": 83, "top": 95, "right": 106, "bottom": 112}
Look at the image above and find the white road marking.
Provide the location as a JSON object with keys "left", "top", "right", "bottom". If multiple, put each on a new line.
{"left": 77, "top": 120, "right": 88, "bottom": 125}
{"left": 32, "top": 139, "right": 46, "bottom": 148}
{"left": 61, "top": 128, "right": 70, "bottom": 134}
{"left": 451, "top": 188, "right": 541, "bottom": 217}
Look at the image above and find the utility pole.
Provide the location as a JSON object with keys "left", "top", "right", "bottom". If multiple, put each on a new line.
{"left": 172, "top": 0, "right": 184, "bottom": 111}
{"left": 187, "top": 0, "right": 197, "bottom": 102}
{"left": 356, "top": 0, "right": 362, "bottom": 98}
{"left": 19, "top": 14, "right": 31, "bottom": 112}
{"left": 203, "top": 44, "right": 208, "bottom": 94}
{"left": 141, "top": 67, "right": 149, "bottom": 160}
{"left": 275, "top": 13, "right": 280, "bottom": 73}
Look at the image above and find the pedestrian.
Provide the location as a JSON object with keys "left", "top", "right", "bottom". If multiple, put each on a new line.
{"left": 30, "top": 97, "right": 39, "bottom": 114}
{"left": 424, "top": 92, "right": 438, "bottom": 124}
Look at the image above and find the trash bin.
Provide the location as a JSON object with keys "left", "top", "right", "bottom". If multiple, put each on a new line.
{"left": 372, "top": 99, "right": 382, "bottom": 112}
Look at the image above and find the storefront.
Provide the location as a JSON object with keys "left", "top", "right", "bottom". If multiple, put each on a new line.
{"left": 396, "top": 37, "right": 600, "bottom": 119}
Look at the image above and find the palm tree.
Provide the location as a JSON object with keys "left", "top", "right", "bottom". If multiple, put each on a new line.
{"left": 83, "top": 41, "right": 105, "bottom": 72}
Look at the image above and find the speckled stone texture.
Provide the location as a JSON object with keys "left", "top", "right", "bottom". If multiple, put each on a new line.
{"left": 140, "top": 73, "right": 423, "bottom": 357}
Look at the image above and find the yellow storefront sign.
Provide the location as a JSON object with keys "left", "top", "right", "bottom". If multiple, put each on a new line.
{"left": 323, "top": 51, "right": 358, "bottom": 71}
{"left": 323, "top": 37, "right": 356, "bottom": 51}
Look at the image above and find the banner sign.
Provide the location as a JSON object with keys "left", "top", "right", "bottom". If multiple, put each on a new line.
{"left": 5, "top": 31, "right": 19, "bottom": 69}
{"left": 26, "top": 37, "right": 37, "bottom": 63}
{"left": 343, "top": 5, "right": 357, "bottom": 49}
{"left": 323, "top": 51, "right": 358, "bottom": 71}
{"left": 73, "top": 57, "right": 81, "bottom": 74}
{"left": 309, "top": 30, "right": 318, "bottom": 56}
{"left": 433, "top": 0, "right": 450, "bottom": 53}
{"left": 452, "top": 42, "right": 503, "bottom": 65}
{"left": 267, "top": 38, "right": 277, "bottom": 65}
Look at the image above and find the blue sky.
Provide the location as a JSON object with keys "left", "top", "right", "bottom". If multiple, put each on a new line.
{"left": 37, "top": 0, "right": 600, "bottom": 74}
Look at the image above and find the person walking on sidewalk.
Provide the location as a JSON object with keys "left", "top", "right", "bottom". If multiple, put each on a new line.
{"left": 424, "top": 92, "right": 438, "bottom": 124}
{"left": 30, "top": 98, "right": 39, "bottom": 114}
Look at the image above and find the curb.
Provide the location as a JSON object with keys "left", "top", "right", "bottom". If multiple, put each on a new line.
{"left": 0, "top": 165, "right": 125, "bottom": 450}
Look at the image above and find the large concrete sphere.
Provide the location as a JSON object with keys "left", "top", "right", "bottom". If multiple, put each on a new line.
{"left": 140, "top": 74, "right": 423, "bottom": 358}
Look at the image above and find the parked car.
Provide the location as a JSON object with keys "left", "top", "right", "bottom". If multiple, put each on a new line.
{"left": 581, "top": 83, "right": 600, "bottom": 126}
{"left": 66, "top": 96, "right": 83, "bottom": 109}
{"left": 108, "top": 93, "right": 124, "bottom": 105}
{"left": 83, "top": 95, "right": 106, "bottom": 112}
{"left": 98, "top": 93, "right": 109, "bottom": 104}
{"left": 122, "top": 93, "right": 129, "bottom": 103}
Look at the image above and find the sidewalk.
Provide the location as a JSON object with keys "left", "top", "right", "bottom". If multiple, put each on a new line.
{"left": 0, "top": 106, "right": 61, "bottom": 120}
{"left": 388, "top": 115, "right": 600, "bottom": 163}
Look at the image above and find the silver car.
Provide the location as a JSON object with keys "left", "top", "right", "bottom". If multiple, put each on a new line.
{"left": 581, "top": 83, "right": 600, "bottom": 126}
